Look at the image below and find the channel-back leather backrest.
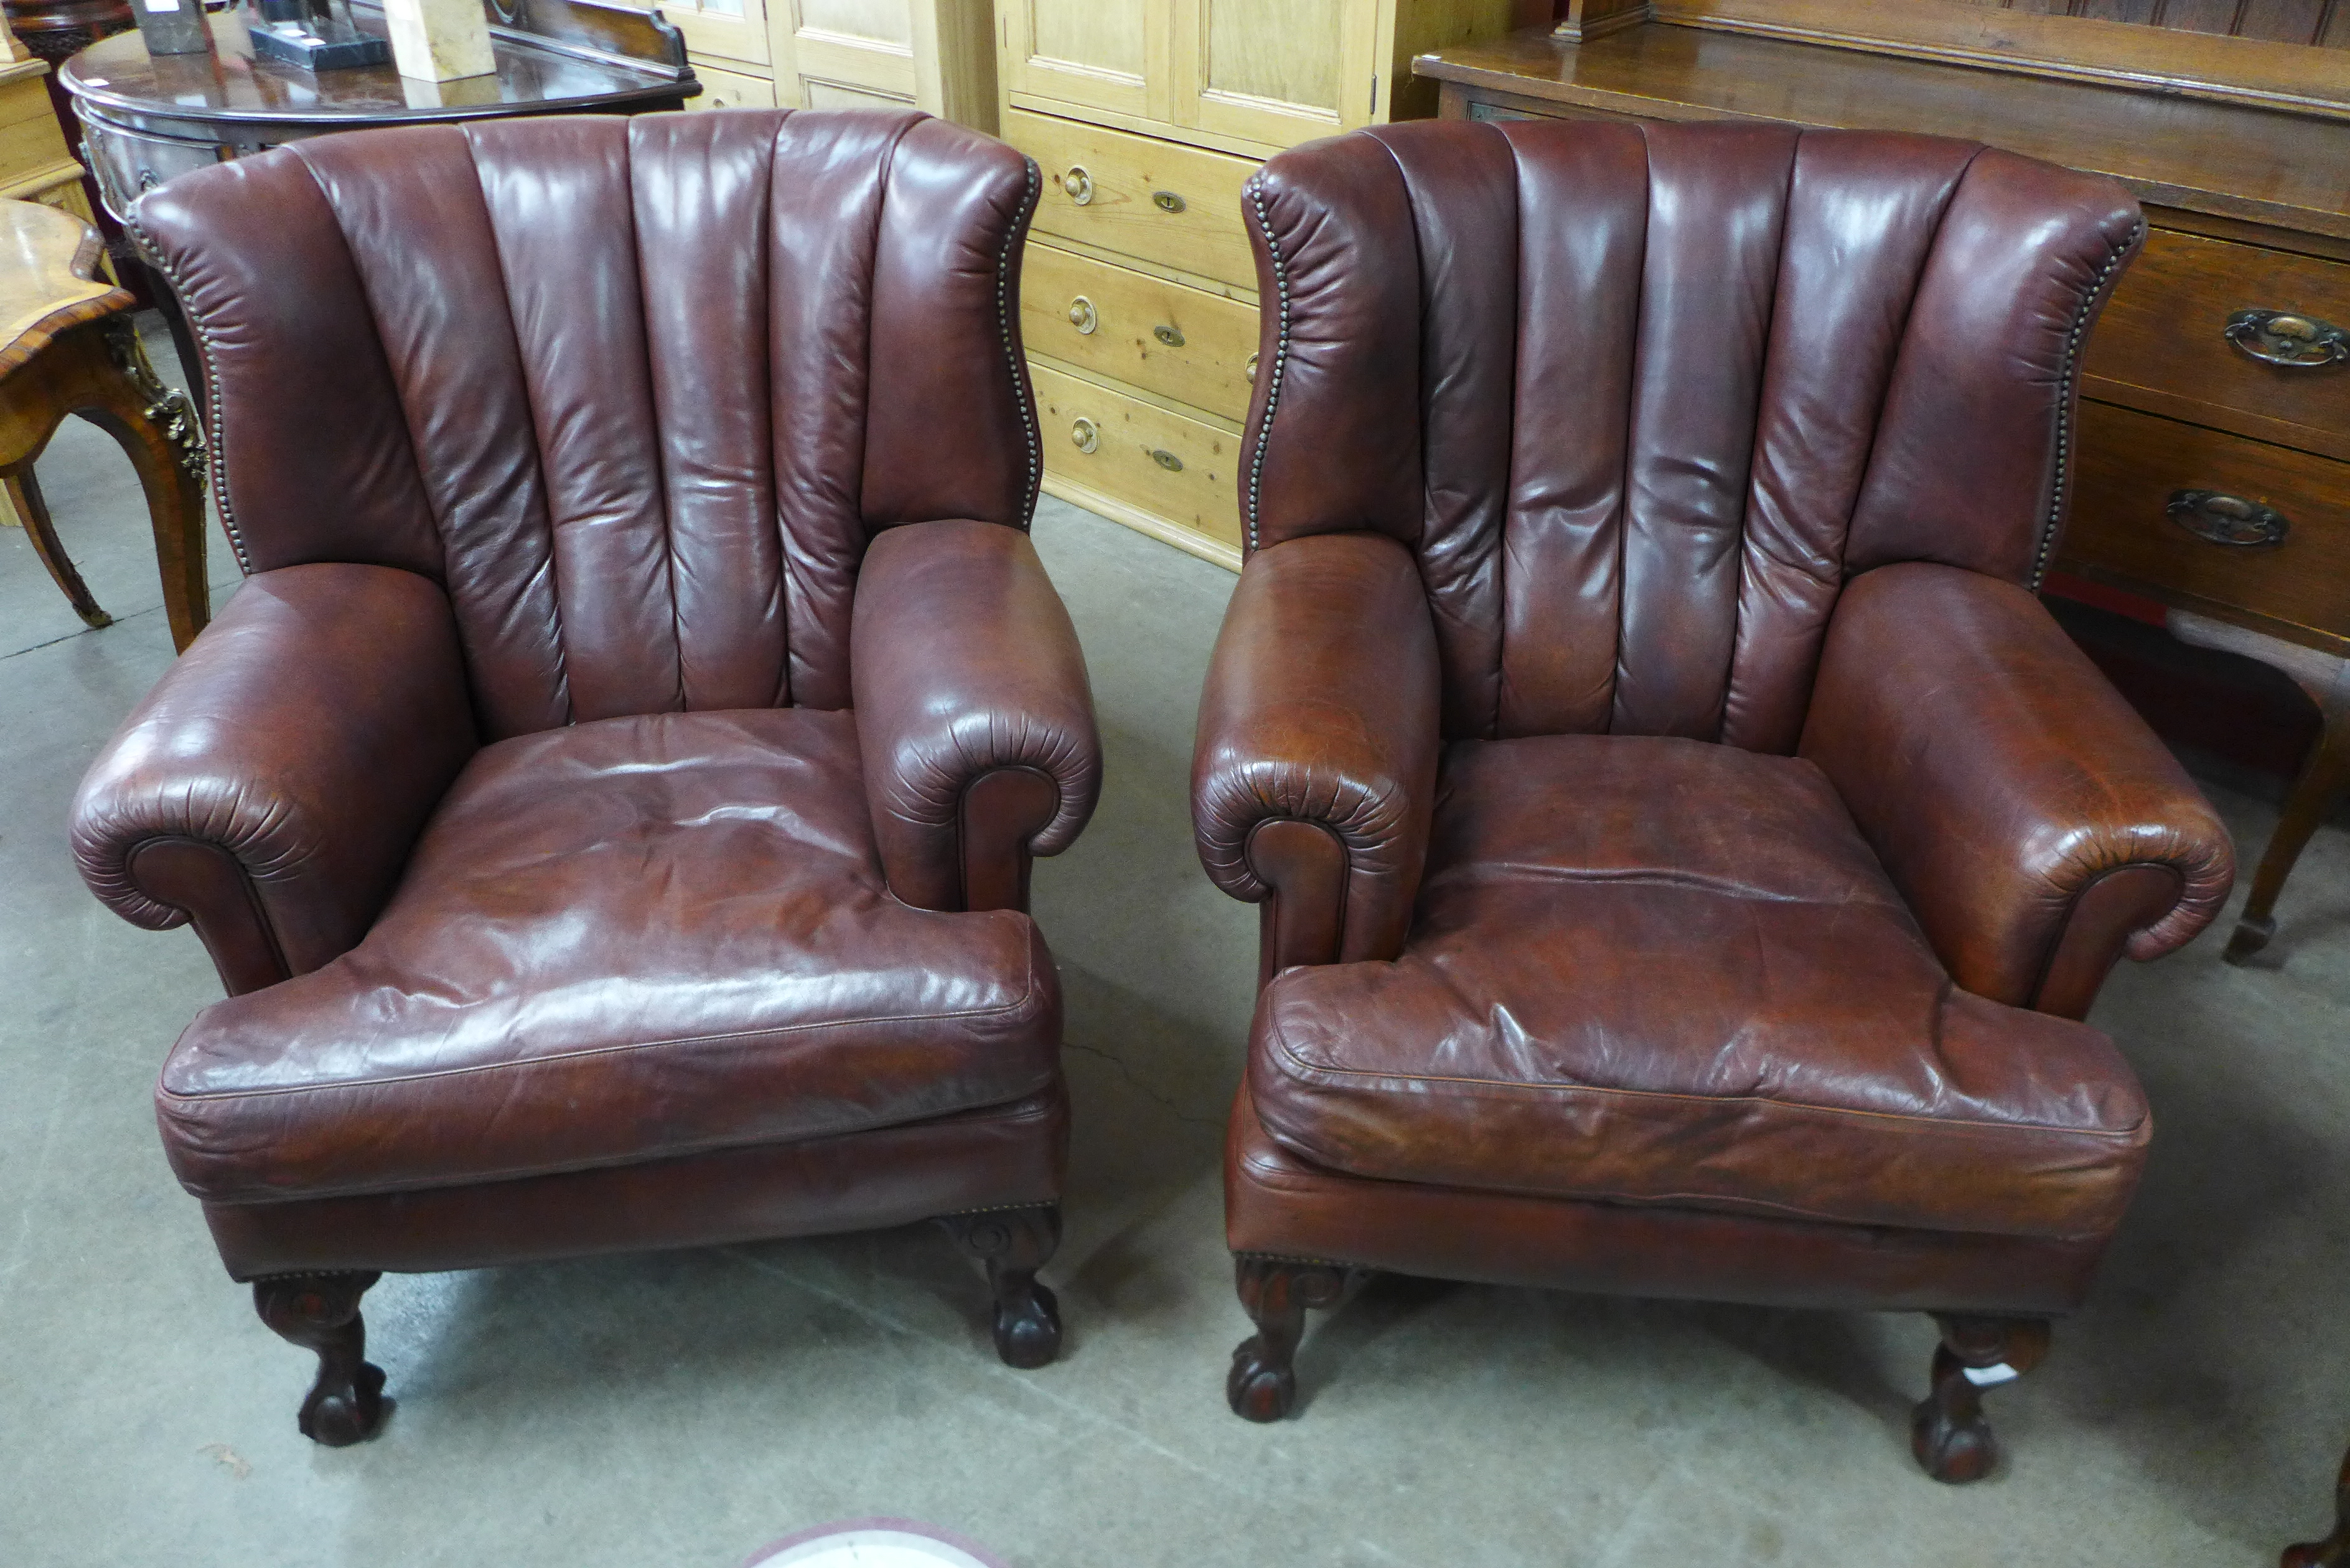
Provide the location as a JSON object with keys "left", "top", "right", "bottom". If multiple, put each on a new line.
{"left": 1240, "top": 119, "right": 2142, "bottom": 752}
{"left": 133, "top": 110, "right": 1041, "bottom": 738}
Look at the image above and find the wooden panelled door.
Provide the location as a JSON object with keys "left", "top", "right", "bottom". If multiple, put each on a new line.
{"left": 999, "top": 0, "right": 1159, "bottom": 118}
{"left": 1168, "top": 0, "right": 1380, "bottom": 146}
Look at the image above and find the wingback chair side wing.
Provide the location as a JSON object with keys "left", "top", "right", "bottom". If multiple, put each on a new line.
{"left": 75, "top": 110, "right": 1091, "bottom": 986}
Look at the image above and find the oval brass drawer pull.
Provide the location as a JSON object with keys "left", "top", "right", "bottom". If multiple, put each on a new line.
{"left": 1070, "top": 418, "right": 1099, "bottom": 455}
{"left": 1152, "top": 323, "right": 1184, "bottom": 348}
{"left": 1068, "top": 296, "right": 1097, "bottom": 335}
{"left": 2167, "top": 488, "right": 2290, "bottom": 548}
{"left": 1151, "top": 190, "right": 1186, "bottom": 213}
{"left": 2224, "top": 308, "right": 2348, "bottom": 369}
{"left": 1062, "top": 166, "right": 1093, "bottom": 205}
{"left": 1151, "top": 447, "right": 1183, "bottom": 472}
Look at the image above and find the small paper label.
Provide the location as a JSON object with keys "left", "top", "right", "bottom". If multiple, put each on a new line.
{"left": 1961, "top": 1362, "right": 2021, "bottom": 1388}
{"left": 143, "top": 0, "right": 181, "bottom": 12}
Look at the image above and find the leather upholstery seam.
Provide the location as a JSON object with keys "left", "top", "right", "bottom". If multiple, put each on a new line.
{"left": 124, "top": 218, "right": 246, "bottom": 575}
{"left": 1243, "top": 177, "right": 1291, "bottom": 556}
{"left": 159, "top": 981, "right": 1054, "bottom": 1104}
{"left": 2025, "top": 858, "right": 2184, "bottom": 1007}
{"left": 999, "top": 156, "right": 1042, "bottom": 524}
{"left": 184, "top": 1081, "right": 1070, "bottom": 1206}
{"left": 1260, "top": 1024, "right": 2146, "bottom": 1137}
{"left": 1236, "top": 1142, "right": 2115, "bottom": 1239}
{"left": 2029, "top": 218, "right": 2143, "bottom": 591}
{"left": 125, "top": 833, "right": 291, "bottom": 977}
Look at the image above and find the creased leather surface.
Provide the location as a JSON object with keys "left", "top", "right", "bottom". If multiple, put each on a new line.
{"left": 1250, "top": 735, "right": 2150, "bottom": 1242}
{"left": 1236, "top": 119, "right": 2141, "bottom": 747}
{"left": 157, "top": 709, "right": 1061, "bottom": 1203}
{"left": 851, "top": 519, "right": 1100, "bottom": 912}
{"left": 1802, "top": 562, "right": 2234, "bottom": 1004}
{"left": 1192, "top": 531, "right": 1440, "bottom": 965}
{"left": 70, "top": 564, "right": 476, "bottom": 984}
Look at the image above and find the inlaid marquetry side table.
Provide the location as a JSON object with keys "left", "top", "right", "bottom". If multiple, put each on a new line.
{"left": 0, "top": 195, "right": 205, "bottom": 650}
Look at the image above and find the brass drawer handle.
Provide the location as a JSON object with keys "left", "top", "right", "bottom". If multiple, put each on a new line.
{"left": 1151, "top": 190, "right": 1186, "bottom": 213}
{"left": 1068, "top": 296, "right": 1097, "bottom": 335}
{"left": 1151, "top": 447, "right": 1183, "bottom": 472}
{"left": 1245, "top": 350, "right": 1259, "bottom": 381}
{"left": 1070, "top": 418, "right": 1099, "bottom": 454}
{"left": 1152, "top": 323, "right": 1184, "bottom": 348}
{"left": 2224, "top": 308, "right": 2348, "bottom": 369}
{"left": 1062, "top": 166, "right": 1093, "bottom": 205}
{"left": 2167, "top": 488, "right": 2290, "bottom": 547}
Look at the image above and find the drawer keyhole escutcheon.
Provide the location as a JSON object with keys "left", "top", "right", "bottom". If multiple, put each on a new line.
{"left": 1151, "top": 190, "right": 1186, "bottom": 213}
{"left": 1068, "top": 296, "right": 1097, "bottom": 335}
{"left": 2224, "top": 308, "right": 2348, "bottom": 369}
{"left": 1070, "top": 418, "right": 1099, "bottom": 455}
{"left": 2167, "top": 488, "right": 2290, "bottom": 548}
{"left": 1151, "top": 448, "right": 1184, "bottom": 472}
{"left": 1153, "top": 324, "right": 1185, "bottom": 348}
{"left": 1062, "top": 166, "right": 1093, "bottom": 205}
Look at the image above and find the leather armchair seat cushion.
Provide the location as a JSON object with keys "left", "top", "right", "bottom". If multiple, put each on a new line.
{"left": 1248, "top": 735, "right": 2151, "bottom": 1243}
{"left": 158, "top": 708, "right": 1061, "bottom": 1204}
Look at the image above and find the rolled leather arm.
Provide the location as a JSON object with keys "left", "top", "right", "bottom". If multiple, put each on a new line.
{"left": 1800, "top": 561, "right": 2234, "bottom": 1019}
{"left": 1192, "top": 531, "right": 1441, "bottom": 979}
{"left": 850, "top": 518, "right": 1101, "bottom": 913}
{"left": 70, "top": 562, "right": 477, "bottom": 996}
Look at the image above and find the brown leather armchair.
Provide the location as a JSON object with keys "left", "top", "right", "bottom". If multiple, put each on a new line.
{"left": 69, "top": 110, "right": 1100, "bottom": 1445}
{"left": 1191, "top": 119, "right": 2236, "bottom": 1483}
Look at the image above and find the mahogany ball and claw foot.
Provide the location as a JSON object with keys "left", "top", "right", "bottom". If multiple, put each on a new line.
{"left": 253, "top": 1271, "right": 388, "bottom": 1447}
{"left": 1910, "top": 1313, "right": 2050, "bottom": 1483}
{"left": 940, "top": 1204, "right": 1064, "bottom": 1369}
{"left": 1227, "top": 1256, "right": 1355, "bottom": 1422}
{"left": 2283, "top": 1440, "right": 2350, "bottom": 1567}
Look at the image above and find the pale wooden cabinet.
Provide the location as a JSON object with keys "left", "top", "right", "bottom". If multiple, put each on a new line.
{"left": 999, "top": 0, "right": 1537, "bottom": 567}
{"left": 625, "top": 0, "right": 998, "bottom": 129}
{"left": 772, "top": 0, "right": 998, "bottom": 126}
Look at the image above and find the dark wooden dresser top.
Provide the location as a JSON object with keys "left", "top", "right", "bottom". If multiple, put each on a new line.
{"left": 1415, "top": 26, "right": 2350, "bottom": 243}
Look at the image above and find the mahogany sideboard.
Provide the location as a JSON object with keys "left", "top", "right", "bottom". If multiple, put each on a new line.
{"left": 1417, "top": 22, "right": 2350, "bottom": 963}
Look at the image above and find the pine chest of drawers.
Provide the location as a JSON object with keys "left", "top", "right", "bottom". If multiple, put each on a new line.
{"left": 995, "top": 0, "right": 1540, "bottom": 569}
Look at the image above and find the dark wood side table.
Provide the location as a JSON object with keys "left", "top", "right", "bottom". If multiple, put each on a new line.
{"left": 57, "top": 0, "right": 695, "bottom": 389}
{"left": 60, "top": 0, "right": 697, "bottom": 222}
{"left": 0, "top": 196, "right": 205, "bottom": 649}
{"left": 1415, "top": 22, "right": 2350, "bottom": 965}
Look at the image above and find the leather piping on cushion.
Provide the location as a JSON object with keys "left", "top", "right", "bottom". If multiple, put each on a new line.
{"left": 158, "top": 908, "right": 1060, "bottom": 1205}
{"left": 1245, "top": 816, "right": 1347, "bottom": 986}
{"left": 1223, "top": 1086, "right": 2107, "bottom": 1317}
{"left": 960, "top": 765, "right": 1059, "bottom": 913}
{"left": 2031, "top": 862, "right": 2186, "bottom": 1021}
{"left": 203, "top": 1086, "right": 1069, "bottom": 1278}
{"left": 1248, "top": 991, "right": 2148, "bottom": 1243}
{"left": 123, "top": 837, "right": 290, "bottom": 996}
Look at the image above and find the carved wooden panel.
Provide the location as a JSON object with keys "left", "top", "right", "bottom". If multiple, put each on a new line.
{"left": 1955, "top": 0, "right": 2347, "bottom": 46}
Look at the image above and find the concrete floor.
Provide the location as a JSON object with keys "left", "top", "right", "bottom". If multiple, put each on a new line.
{"left": 0, "top": 335, "right": 2344, "bottom": 1565}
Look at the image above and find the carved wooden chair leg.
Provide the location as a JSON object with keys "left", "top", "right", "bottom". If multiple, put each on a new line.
{"left": 1228, "top": 1255, "right": 1356, "bottom": 1423}
{"left": 251, "top": 1271, "right": 388, "bottom": 1447}
{"left": 939, "top": 1204, "right": 1064, "bottom": 1370}
{"left": 4, "top": 467, "right": 111, "bottom": 628}
{"left": 2284, "top": 1439, "right": 2350, "bottom": 1568}
{"left": 1910, "top": 1312, "right": 2051, "bottom": 1483}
